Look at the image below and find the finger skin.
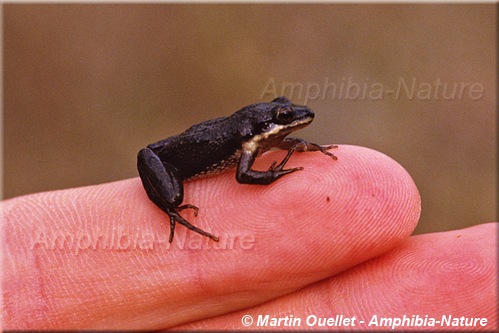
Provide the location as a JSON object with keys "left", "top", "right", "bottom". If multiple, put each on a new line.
{"left": 1, "top": 145, "right": 420, "bottom": 330}
{"left": 176, "top": 223, "right": 497, "bottom": 331}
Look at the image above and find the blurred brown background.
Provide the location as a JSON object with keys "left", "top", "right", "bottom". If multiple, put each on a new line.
{"left": 3, "top": 4, "right": 496, "bottom": 234}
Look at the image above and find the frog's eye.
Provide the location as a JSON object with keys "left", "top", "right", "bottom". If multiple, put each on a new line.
{"left": 274, "top": 107, "right": 295, "bottom": 124}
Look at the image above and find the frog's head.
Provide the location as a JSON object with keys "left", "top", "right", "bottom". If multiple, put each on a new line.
{"left": 235, "top": 96, "right": 315, "bottom": 149}
{"left": 266, "top": 96, "right": 314, "bottom": 131}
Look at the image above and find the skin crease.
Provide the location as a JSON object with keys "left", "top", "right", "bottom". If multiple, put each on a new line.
{"left": 1, "top": 145, "right": 496, "bottom": 330}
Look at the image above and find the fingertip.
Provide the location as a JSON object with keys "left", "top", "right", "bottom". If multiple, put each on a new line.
{"left": 247, "top": 144, "right": 421, "bottom": 245}
{"left": 186, "top": 144, "right": 421, "bottom": 278}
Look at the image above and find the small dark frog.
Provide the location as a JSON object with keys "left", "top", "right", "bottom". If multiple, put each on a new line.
{"left": 137, "top": 96, "right": 337, "bottom": 242}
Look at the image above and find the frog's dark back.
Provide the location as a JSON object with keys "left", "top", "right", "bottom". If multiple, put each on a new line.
{"left": 148, "top": 116, "right": 244, "bottom": 180}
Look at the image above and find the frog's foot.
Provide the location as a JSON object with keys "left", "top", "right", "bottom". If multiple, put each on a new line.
{"left": 167, "top": 208, "right": 219, "bottom": 243}
{"left": 279, "top": 137, "right": 338, "bottom": 160}
{"left": 300, "top": 142, "right": 338, "bottom": 160}
{"left": 268, "top": 146, "right": 304, "bottom": 176}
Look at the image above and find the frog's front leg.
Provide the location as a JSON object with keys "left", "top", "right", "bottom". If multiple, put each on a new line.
{"left": 278, "top": 137, "right": 338, "bottom": 160}
{"left": 236, "top": 144, "right": 303, "bottom": 185}
{"left": 137, "top": 148, "right": 219, "bottom": 242}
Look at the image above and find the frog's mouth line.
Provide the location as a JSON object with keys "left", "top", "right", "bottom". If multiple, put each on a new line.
{"left": 244, "top": 116, "right": 314, "bottom": 153}
{"left": 289, "top": 116, "right": 314, "bottom": 128}
{"left": 268, "top": 116, "right": 313, "bottom": 137}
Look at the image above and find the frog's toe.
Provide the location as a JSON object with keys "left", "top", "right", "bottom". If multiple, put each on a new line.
{"left": 177, "top": 204, "right": 199, "bottom": 216}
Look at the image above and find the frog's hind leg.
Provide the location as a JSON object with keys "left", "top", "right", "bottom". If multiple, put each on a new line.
{"left": 137, "top": 148, "right": 218, "bottom": 243}
{"left": 137, "top": 148, "right": 185, "bottom": 207}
